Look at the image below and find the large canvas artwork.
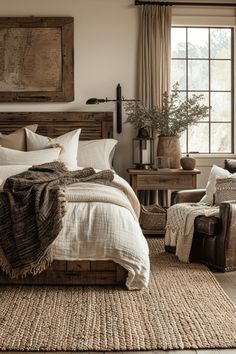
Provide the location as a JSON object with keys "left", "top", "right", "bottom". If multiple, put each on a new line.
{"left": 0, "top": 17, "right": 74, "bottom": 102}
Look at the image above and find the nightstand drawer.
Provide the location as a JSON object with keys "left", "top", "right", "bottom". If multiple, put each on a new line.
{"left": 136, "top": 174, "right": 195, "bottom": 190}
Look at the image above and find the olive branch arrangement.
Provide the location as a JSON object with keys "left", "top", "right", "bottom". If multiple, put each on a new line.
{"left": 125, "top": 82, "right": 210, "bottom": 136}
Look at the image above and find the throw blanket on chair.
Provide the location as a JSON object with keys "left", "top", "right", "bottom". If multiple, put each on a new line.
{"left": 0, "top": 161, "right": 114, "bottom": 278}
{"left": 165, "top": 203, "right": 219, "bottom": 263}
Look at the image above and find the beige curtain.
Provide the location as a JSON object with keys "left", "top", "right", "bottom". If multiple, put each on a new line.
{"left": 137, "top": 4, "right": 172, "bottom": 108}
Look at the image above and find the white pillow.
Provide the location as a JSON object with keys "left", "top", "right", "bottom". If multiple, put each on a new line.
{"left": 0, "top": 165, "right": 31, "bottom": 189}
{"left": 200, "top": 164, "right": 236, "bottom": 204}
{"left": 77, "top": 139, "right": 118, "bottom": 170}
{"left": 26, "top": 128, "right": 81, "bottom": 169}
{"left": 0, "top": 147, "right": 61, "bottom": 166}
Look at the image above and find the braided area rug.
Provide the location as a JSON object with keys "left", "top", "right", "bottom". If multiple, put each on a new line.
{"left": 0, "top": 238, "right": 236, "bottom": 351}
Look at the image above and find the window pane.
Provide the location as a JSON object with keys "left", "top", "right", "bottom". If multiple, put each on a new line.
{"left": 178, "top": 91, "right": 187, "bottom": 102}
{"left": 180, "top": 130, "right": 187, "bottom": 153}
{"left": 188, "top": 123, "right": 209, "bottom": 153}
{"left": 211, "top": 123, "right": 231, "bottom": 153}
{"left": 211, "top": 92, "right": 231, "bottom": 122}
{"left": 171, "top": 26, "right": 233, "bottom": 154}
{"left": 171, "top": 60, "right": 186, "bottom": 90}
{"left": 188, "top": 91, "right": 209, "bottom": 122}
{"left": 171, "top": 28, "right": 186, "bottom": 58}
{"left": 211, "top": 60, "right": 231, "bottom": 91}
{"left": 188, "top": 60, "right": 209, "bottom": 90}
{"left": 188, "top": 28, "right": 209, "bottom": 58}
{"left": 210, "top": 28, "right": 231, "bottom": 59}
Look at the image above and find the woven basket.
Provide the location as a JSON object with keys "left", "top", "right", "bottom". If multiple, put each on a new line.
{"left": 140, "top": 204, "right": 167, "bottom": 230}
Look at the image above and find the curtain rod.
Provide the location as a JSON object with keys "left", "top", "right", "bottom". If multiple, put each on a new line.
{"left": 135, "top": 0, "right": 236, "bottom": 7}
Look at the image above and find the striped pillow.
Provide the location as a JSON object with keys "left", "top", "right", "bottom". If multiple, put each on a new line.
{"left": 215, "top": 177, "right": 236, "bottom": 205}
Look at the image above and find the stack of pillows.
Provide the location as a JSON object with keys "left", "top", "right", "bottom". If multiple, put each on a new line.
{"left": 200, "top": 162, "right": 236, "bottom": 206}
{"left": 0, "top": 125, "right": 118, "bottom": 187}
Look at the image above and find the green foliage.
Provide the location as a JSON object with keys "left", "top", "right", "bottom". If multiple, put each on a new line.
{"left": 124, "top": 101, "right": 153, "bottom": 130}
{"left": 125, "top": 82, "right": 210, "bottom": 136}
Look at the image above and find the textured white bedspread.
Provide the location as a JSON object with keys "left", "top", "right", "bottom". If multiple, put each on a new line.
{"left": 52, "top": 174, "right": 150, "bottom": 290}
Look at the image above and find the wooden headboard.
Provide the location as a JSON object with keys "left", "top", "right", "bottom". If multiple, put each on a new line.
{"left": 0, "top": 112, "right": 113, "bottom": 140}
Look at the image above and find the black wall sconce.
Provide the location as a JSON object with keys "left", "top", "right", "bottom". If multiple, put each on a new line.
{"left": 86, "top": 84, "right": 138, "bottom": 134}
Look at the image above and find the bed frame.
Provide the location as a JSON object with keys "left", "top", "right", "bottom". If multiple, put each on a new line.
{"left": 0, "top": 111, "right": 127, "bottom": 286}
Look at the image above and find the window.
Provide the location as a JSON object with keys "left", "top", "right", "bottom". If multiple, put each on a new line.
{"left": 171, "top": 27, "right": 234, "bottom": 154}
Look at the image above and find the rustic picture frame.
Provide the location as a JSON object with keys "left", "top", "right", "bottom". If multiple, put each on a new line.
{"left": 0, "top": 17, "right": 74, "bottom": 102}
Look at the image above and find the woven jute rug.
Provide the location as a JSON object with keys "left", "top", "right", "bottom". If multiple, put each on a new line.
{"left": 0, "top": 238, "right": 236, "bottom": 351}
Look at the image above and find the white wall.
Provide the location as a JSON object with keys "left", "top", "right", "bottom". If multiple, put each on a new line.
{"left": 0, "top": 0, "right": 236, "bottom": 186}
{"left": 0, "top": 0, "right": 138, "bottom": 178}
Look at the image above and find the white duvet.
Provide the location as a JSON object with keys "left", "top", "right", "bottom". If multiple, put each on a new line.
{"left": 0, "top": 166, "right": 150, "bottom": 290}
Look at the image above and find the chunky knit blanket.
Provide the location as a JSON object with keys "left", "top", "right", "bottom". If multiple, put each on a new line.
{"left": 165, "top": 203, "right": 219, "bottom": 262}
{"left": 0, "top": 161, "right": 114, "bottom": 278}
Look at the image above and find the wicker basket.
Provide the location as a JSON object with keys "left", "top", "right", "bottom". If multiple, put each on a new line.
{"left": 140, "top": 204, "right": 167, "bottom": 230}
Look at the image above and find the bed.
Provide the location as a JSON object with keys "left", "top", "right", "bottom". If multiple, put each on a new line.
{"left": 0, "top": 112, "right": 149, "bottom": 290}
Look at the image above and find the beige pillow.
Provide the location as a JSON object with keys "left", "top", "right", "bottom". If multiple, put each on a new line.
{"left": 26, "top": 128, "right": 81, "bottom": 169}
{"left": 200, "top": 165, "right": 236, "bottom": 205}
{"left": 0, "top": 146, "right": 61, "bottom": 165}
{"left": 0, "top": 124, "right": 38, "bottom": 151}
{"left": 77, "top": 139, "right": 118, "bottom": 170}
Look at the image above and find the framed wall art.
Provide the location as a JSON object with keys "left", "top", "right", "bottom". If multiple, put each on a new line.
{"left": 0, "top": 17, "right": 74, "bottom": 102}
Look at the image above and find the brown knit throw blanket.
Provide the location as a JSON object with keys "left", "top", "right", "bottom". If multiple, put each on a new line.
{"left": 0, "top": 161, "right": 114, "bottom": 278}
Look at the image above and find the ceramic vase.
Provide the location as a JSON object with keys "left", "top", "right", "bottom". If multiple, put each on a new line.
{"left": 156, "top": 135, "right": 181, "bottom": 169}
{"left": 180, "top": 154, "right": 196, "bottom": 170}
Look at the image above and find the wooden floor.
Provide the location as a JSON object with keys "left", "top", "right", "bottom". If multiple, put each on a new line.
{"left": 2, "top": 271, "right": 236, "bottom": 354}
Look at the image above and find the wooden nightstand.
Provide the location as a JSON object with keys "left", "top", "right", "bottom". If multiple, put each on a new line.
{"left": 128, "top": 168, "right": 200, "bottom": 197}
{"left": 127, "top": 168, "right": 201, "bottom": 235}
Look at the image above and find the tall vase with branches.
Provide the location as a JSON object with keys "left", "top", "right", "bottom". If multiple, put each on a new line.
{"left": 125, "top": 82, "right": 210, "bottom": 168}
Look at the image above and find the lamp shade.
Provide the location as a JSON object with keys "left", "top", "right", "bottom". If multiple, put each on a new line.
{"left": 132, "top": 128, "right": 154, "bottom": 169}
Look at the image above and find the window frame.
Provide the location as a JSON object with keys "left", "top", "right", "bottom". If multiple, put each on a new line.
{"left": 171, "top": 25, "right": 234, "bottom": 155}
